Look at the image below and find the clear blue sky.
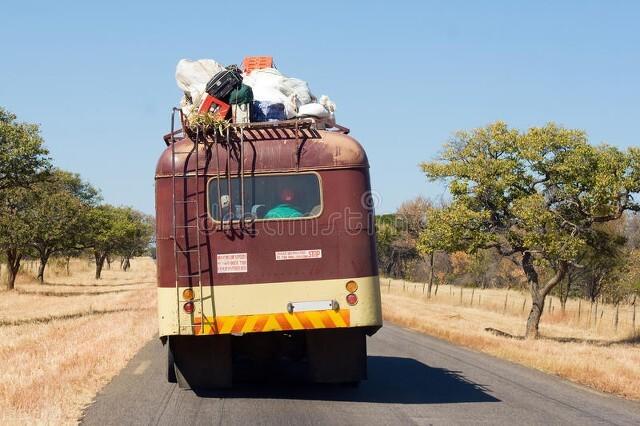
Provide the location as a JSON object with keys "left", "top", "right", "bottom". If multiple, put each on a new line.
{"left": 2, "top": 1, "right": 639, "bottom": 214}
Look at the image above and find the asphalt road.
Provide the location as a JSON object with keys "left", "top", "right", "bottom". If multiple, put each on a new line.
{"left": 81, "top": 324, "right": 640, "bottom": 425}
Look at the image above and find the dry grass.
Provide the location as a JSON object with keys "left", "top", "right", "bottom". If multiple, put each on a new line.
{"left": 0, "top": 258, "right": 157, "bottom": 425}
{"left": 382, "top": 278, "right": 640, "bottom": 400}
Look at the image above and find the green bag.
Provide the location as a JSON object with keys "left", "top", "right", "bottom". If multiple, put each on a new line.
{"left": 228, "top": 84, "right": 254, "bottom": 105}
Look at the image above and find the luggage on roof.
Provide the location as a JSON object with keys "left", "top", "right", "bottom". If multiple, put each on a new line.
{"left": 175, "top": 55, "right": 338, "bottom": 131}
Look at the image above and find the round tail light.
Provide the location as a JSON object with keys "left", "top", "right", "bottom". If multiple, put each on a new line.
{"left": 182, "top": 288, "right": 194, "bottom": 300}
{"left": 183, "top": 301, "right": 195, "bottom": 314}
{"left": 345, "top": 280, "right": 358, "bottom": 293}
{"left": 346, "top": 293, "right": 358, "bottom": 306}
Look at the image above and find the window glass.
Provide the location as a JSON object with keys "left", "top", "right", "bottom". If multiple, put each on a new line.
{"left": 208, "top": 173, "right": 321, "bottom": 221}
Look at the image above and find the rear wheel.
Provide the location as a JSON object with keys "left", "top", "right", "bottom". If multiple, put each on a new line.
{"left": 170, "top": 335, "right": 232, "bottom": 389}
{"left": 306, "top": 328, "right": 367, "bottom": 384}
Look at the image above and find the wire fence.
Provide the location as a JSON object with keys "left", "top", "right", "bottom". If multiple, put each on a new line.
{"left": 381, "top": 277, "right": 638, "bottom": 337}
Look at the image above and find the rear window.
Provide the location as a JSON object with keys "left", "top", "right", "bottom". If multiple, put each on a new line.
{"left": 208, "top": 173, "right": 322, "bottom": 221}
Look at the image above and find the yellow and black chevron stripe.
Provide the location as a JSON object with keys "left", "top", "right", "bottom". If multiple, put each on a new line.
{"left": 193, "top": 309, "right": 350, "bottom": 335}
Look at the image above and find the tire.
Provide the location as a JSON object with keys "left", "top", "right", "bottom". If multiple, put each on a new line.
{"left": 172, "top": 335, "right": 232, "bottom": 389}
{"left": 167, "top": 340, "right": 177, "bottom": 383}
{"left": 306, "top": 328, "right": 367, "bottom": 383}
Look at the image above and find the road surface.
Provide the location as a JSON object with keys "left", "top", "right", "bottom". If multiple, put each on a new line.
{"left": 81, "top": 324, "right": 640, "bottom": 425}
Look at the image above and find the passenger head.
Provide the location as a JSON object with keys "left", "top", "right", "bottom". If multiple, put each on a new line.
{"left": 280, "top": 188, "right": 295, "bottom": 203}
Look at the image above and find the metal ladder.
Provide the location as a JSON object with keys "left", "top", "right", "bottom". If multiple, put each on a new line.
{"left": 169, "top": 108, "right": 206, "bottom": 333}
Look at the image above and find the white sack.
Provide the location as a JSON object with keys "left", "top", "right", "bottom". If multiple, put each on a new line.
{"left": 175, "top": 59, "right": 225, "bottom": 111}
{"left": 298, "top": 102, "right": 330, "bottom": 118}
{"left": 243, "top": 68, "right": 315, "bottom": 113}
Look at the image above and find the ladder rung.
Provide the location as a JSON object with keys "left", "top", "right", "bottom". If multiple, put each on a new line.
{"left": 175, "top": 200, "right": 198, "bottom": 204}
{"left": 176, "top": 249, "right": 199, "bottom": 253}
{"left": 178, "top": 274, "right": 201, "bottom": 278}
{"left": 175, "top": 225, "right": 198, "bottom": 229}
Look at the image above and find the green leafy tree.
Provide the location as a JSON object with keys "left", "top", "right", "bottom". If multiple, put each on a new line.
{"left": 0, "top": 108, "right": 51, "bottom": 289}
{"left": 418, "top": 122, "right": 640, "bottom": 338}
{"left": 0, "top": 187, "right": 35, "bottom": 289}
{"left": 375, "top": 214, "right": 399, "bottom": 275}
{"left": 116, "top": 209, "right": 154, "bottom": 271}
{"left": 0, "top": 107, "right": 50, "bottom": 190}
{"left": 26, "top": 170, "right": 100, "bottom": 283}
{"left": 87, "top": 205, "right": 153, "bottom": 279}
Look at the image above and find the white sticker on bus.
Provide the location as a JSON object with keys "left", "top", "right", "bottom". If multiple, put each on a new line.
{"left": 275, "top": 249, "right": 322, "bottom": 261}
{"left": 217, "top": 253, "right": 247, "bottom": 273}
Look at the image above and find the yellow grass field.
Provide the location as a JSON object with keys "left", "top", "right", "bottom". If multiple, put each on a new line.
{"left": 1, "top": 260, "right": 638, "bottom": 423}
{"left": 0, "top": 258, "right": 157, "bottom": 425}
{"left": 381, "top": 277, "right": 640, "bottom": 400}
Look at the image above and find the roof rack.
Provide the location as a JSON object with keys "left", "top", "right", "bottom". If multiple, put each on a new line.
{"left": 164, "top": 113, "right": 349, "bottom": 146}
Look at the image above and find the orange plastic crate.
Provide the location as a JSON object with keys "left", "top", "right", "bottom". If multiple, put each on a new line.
{"left": 242, "top": 56, "right": 274, "bottom": 74}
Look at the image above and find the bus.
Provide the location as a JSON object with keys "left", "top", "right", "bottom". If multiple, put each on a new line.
{"left": 155, "top": 115, "right": 382, "bottom": 388}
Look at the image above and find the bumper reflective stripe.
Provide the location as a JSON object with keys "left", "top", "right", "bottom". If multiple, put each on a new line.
{"left": 193, "top": 309, "right": 351, "bottom": 335}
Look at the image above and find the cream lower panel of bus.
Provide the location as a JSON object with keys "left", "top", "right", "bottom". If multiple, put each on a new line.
{"left": 157, "top": 275, "right": 382, "bottom": 336}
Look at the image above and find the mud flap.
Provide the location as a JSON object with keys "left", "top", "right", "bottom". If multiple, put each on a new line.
{"left": 306, "top": 328, "right": 367, "bottom": 383}
{"left": 170, "top": 335, "right": 232, "bottom": 389}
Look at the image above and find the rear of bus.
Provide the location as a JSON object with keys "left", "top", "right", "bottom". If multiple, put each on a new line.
{"left": 155, "top": 127, "right": 382, "bottom": 387}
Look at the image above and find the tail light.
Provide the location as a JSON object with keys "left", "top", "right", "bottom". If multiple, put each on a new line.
{"left": 183, "top": 301, "right": 195, "bottom": 314}
{"left": 182, "top": 288, "right": 194, "bottom": 300}
{"left": 346, "top": 293, "right": 358, "bottom": 306}
{"left": 345, "top": 280, "right": 358, "bottom": 293}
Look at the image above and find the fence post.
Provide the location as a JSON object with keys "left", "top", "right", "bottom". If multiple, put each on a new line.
{"left": 403, "top": 280, "right": 406, "bottom": 291}
{"left": 503, "top": 293, "right": 508, "bottom": 314}
{"left": 470, "top": 288, "right": 475, "bottom": 307}
{"left": 522, "top": 297, "right": 526, "bottom": 313}
{"left": 459, "top": 288, "right": 463, "bottom": 305}
{"left": 633, "top": 296, "right": 637, "bottom": 334}
{"left": 578, "top": 299, "right": 582, "bottom": 323}
{"left": 614, "top": 304, "right": 619, "bottom": 332}
{"left": 548, "top": 297, "right": 553, "bottom": 314}
{"left": 388, "top": 279, "right": 391, "bottom": 293}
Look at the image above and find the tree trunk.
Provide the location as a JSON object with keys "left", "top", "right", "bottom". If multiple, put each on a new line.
{"left": 94, "top": 251, "right": 107, "bottom": 279}
{"left": 6, "top": 249, "right": 22, "bottom": 290}
{"left": 522, "top": 253, "right": 567, "bottom": 339}
{"left": 560, "top": 274, "right": 571, "bottom": 314}
{"left": 427, "top": 252, "right": 435, "bottom": 299}
{"left": 123, "top": 257, "right": 131, "bottom": 271}
{"left": 66, "top": 256, "right": 71, "bottom": 276}
{"left": 37, "top": 252, "right": 50, "bottom": 284}
{"left": 525, "top": 292, "right": 545, "bottom": 339}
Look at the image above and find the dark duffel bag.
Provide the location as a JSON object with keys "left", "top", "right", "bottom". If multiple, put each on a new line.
{"left": 206, "top": 69, "right": 242, "bottom": 100}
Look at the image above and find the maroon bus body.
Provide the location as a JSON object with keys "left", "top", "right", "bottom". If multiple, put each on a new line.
{"left": 155, "top": 130, "right": 378, "bottom": 289}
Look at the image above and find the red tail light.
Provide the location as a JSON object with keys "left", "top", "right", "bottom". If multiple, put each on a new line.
{"left": 346, "top": 293, "right": 358, "bottom": 306}
{"left": 183, "top": 301, "right": 194, "bottom": 314}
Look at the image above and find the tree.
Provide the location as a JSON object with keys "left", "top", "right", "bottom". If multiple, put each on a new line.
{"left": 0, "top": 107, "right": 50, "bottom": 190}
{"left": 115, "top": 209, "right": 154, "bottom": 271}
{"left": 418, "top": 122, "right": 640, "bottom": 338}
{"left": 0, "top": 107, "right": 50, "bottom": 289}
{"left": 375, "top": 214, "right": 400, "bottom": 276}
{"left": 87, "top": 205, "right": 153, "bottom": 279}
{"left": 0, "top": 188, "right": 33, "bottom": 289}
{"left": 26, "top": 170, "right": 100, "bottom": 283}
{"left": 396, "top": 197, "right": 435, "bottom": 293}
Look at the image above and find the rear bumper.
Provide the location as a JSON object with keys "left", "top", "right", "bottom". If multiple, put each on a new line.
{"left": 158, "top": 275, "right": 382, "bottom": 336}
